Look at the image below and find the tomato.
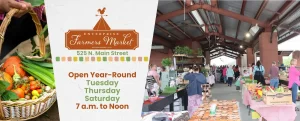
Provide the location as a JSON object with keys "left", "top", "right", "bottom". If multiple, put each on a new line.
{"left": 24, "top": 90, "right": 29, "bottom": 95}
{"left": 37, "top": 89, "right": 43, "bottom": 94}
{"left": 30, "top": 85, "right": 37, "bottom": 90}
{"left": 21, "top": 84, "right": 28, "bottom": 91}
{"left": 30, "top": 81, "right": 37, "bottom": 86}
{"left": 28, "top": 76, "right": 35, "bottom": 81}
{"left": 12, "top": 88, "right": 25, "bottom": 98}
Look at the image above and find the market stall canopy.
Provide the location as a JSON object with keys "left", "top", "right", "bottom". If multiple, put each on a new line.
{"left": 153, "top": 0, "right": 300, "bottom": 58}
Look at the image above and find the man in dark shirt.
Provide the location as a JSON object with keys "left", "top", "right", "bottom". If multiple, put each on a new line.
{"left": 269, "top": 61, "right": 279, "bottom": 88}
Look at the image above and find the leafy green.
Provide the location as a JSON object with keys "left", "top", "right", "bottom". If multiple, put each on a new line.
{"left": 1, "top": 91, "right": 19, "bottom": 101}
{"left": 0, "top": 81, "right": 19, "bottom": 101}
{"left": 40, "top": 24, "right": 48, "bottom": 38}
{"left": 30, "top": 37, "right": 37, "bottom": 50}
{"left": 24, "top": 0, "right": 44, "bottom": 7}
{"left": 0, "top": 81, "right": 10, "bottom": 95}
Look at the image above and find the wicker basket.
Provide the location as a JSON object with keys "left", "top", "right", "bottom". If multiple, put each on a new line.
{"left": 0, "top": 9, "right": 56, "bottom": 120}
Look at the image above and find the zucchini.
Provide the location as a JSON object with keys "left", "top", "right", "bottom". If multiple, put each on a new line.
{"left": 21, "top": 66, "right": 55, "bottom": 88}
{"left": 22, "top": 62, "right": 55, "bottom": 81}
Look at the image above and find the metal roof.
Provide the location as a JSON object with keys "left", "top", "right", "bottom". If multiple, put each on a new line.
{"left": 154, "top": 0, "right": 300, "bottom": 59}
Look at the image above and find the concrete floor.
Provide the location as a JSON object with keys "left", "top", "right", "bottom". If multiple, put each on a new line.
{"left": 211, "top": 82, "right": 300, "bottom": 121}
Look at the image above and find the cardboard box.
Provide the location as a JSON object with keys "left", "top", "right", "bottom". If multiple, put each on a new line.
{"left": 263, "top": 91, "right": 292, "bottom": 105}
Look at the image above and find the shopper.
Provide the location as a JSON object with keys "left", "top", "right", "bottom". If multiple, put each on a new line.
{"left": 0, "top": 0, "right": 46, "bottom": 59}
{"left": 288, "top": 59, "right": 300, "bottom": 111}
{"left": 226, "top": 66, "right": 234, "bottom": 87}
{"left": 253, "top": 61, "right": 266, "bottom": 85}
{"left": 184, "top": 66, "right": 207, "bottom": 117}
{"left": 269, "top": 61, "right": 279, "bottom": 88}
{"left": 159, "top": 66, "right": 166, "bottom": 80}
{"left": 234, "top": 65, "right": 240, "bottom": 81}
{"left": 222, "top": 66, "right": 227, "bottom": 84}
{"left": 148, "top": 64, "right": 161, "bottom": 87}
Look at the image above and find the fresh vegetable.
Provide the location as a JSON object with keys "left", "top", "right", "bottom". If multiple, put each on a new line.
{"left": 22, "top": 62, "right": 54, "bottom": 81}
{"left": 37, "top": 89, "right": 43, "bottom": 94}
{"left": 12, "top": 64, "right": 22, "bottom": 86}
{"left": 45, "top": 86, "right": 51, "bottom": 93}
{"left": 0, "top": 81, "right": 19, "bottom": 101}
{"left": 21, "top": 66, "right": 55, "bottom": 88}
{"left": 16, "top": 52, "right": 53, "bottom": 68}
{"left": 29, "top": 76, "right": 35, "bottom": 81}
{"left": 32, "top": 96, "right": 38, "bottom": 100}
{"left": 20, "top": 84, "right": 28, "bottom": 91}
{"left": 31, "top": 90, "right": 40, "bottom": 97}
{"left": 22, "top": 76, "right": 29, "bottom": 83}
{"left": 2, "top": 56, "right": 26, "bottom": 77}
{"left": 0, "top": 71, "right": 13, "bottom": 90}
{"left": 30, "top": 85, "right": 37, "bottom": 90}
{"left": 12, "top": 88, "right": 25, "bottom": 98}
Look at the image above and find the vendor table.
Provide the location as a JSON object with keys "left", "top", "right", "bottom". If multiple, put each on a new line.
{"left": 142, "top": 88, "right": 188, "bottom": 112}
{"left": 242, "top": 85, "right": 296, "bottom": 121}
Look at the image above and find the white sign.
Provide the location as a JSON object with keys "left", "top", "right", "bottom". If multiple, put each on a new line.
{"left": 45, "top": 0, "right": 159, "bottom": 120}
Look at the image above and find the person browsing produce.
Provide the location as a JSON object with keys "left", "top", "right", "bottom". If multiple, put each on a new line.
{"left": 269, "top": 61, "right": 279, "bottom": 88}
{"left": 253, "top": 61, "right": 266, "bottom": 85}
{"left": 184, "top": 66, "right": 207, "bottom": 117}
{"left": 288, "top": 59, "right": 300, "bottom": 111}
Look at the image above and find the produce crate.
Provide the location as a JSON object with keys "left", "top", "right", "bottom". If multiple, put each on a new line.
{"left": 279, "top": 75, "right": 288, "bottom": 81}
{"left": 0, "top": 9, "right": 56, "bottom": 120}
{"left": 262, "top": 91, "right": 292, "bottom": 105}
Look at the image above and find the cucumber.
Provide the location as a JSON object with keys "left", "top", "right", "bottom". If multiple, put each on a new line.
{"left": 21, "top": 62, "right": 55, "bottom": 81}
{"left": 21, "top": 66, "right": 55, "bottom": 89}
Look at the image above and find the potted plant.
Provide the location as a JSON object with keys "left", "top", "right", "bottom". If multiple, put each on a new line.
{"left": 186, "top": 48, "right": 194, "bottom": 58}
{"left": 161, "top": 58, "right": 172, "bottom": 71}
{"left": 197, "top": 48, "right": 203, "bottom": 57}
{"left": 182, "top": 46, "right": 190, "bottom": 55}
{"left": 174, "top": 46, "right": 185, "bottom": 56}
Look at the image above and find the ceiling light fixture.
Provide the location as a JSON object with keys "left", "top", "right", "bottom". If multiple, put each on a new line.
{"left": 245, "top": 33, "right": 251, "bottom": 38}
{"left": 168, "top": 35, "right": 171, "bottom": 38}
